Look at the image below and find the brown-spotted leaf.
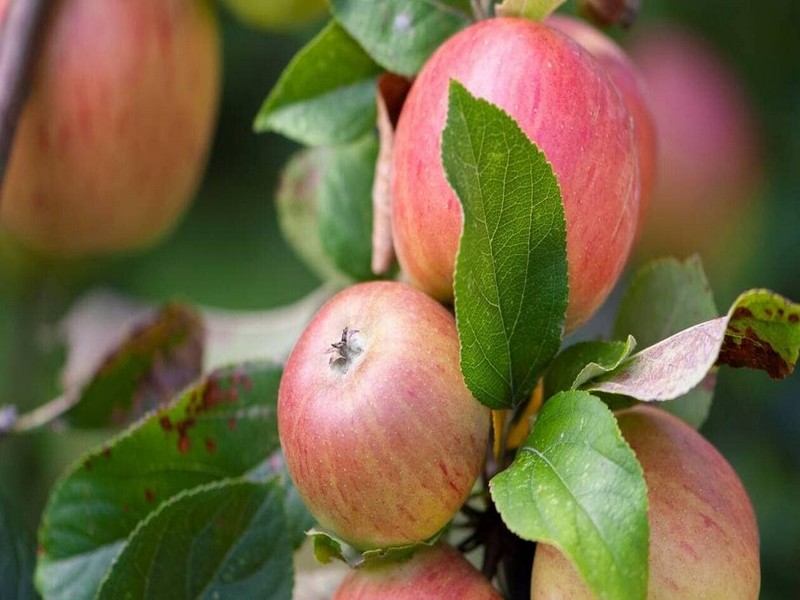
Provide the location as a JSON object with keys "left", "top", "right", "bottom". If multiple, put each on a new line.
{"left": 63, "top": 296, "right": 204, "bottom": 428}
{"left": 717, "top": 289, "right": 800, "bottom": 378}
{"left": 586, "top": 289, "right": 800, "bottom": 401}
{"left": 372, "top": 73, "right": 412, "bottom": 275}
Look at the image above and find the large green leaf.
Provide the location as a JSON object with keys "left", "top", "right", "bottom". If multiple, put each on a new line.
{"left": 491, "top": 391, "right": 649, "bottom": 600}
{"left": 255, "top": 21, "right": 382, "bottom": 146}
{"left": 36, "top": 362, "right": 283, "bottom": 600}
{"left": 589, "top": 289, "right": 800, "bottom": 400}
{"left": 96, "top": 479, "right": 293, "bottom": 600}
{"left": 0, "top": 493, "right": 38, "bottom": 600}
{"left": 331, "top": 0, "right": 471, "bottom": 77}
{"left": 443, "top": 81, "right": 567, "bottom": 410}
{"left": 612, "top": 257, "right": 719, "bottom": 427}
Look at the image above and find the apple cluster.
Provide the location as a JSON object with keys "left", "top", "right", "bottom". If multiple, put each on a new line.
{"left": 276, "top": 12, "right": 760, "bottom": 599}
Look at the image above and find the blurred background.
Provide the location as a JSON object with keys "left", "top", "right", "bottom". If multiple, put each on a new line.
{"left": 0, "top": 0, "right": 797, "bottom": 598}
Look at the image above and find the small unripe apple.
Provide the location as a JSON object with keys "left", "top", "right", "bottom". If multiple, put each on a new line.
{"left": 391, "top": 17, "right": 641, "bottom": 332}
{"left": 220, "top": 0, "right": 327, "bottom": 32}
{"left": 628, "top": 25, "right": 763, "bottom": 274}
{"left": 0, "top": 0, "right": 221, "bottom": 258}
{"left": 278, "top": 281, "right": 491, "bottom": 550}
{"left": 547, "top": 14, "right": 656, "bottom": 235}
{"left": 531, "top": 405, "right": 760, "bottom": 599}
{"left": 333, "top": 544, "right": 501, "bottom": 599}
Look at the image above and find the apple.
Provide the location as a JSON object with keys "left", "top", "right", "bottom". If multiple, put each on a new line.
{"left": 391, "top": 17, "right": 641, "bottom": 332}
{"left": 547, "top": 14, "right": 656, "bottom": 235}
{"left": 278, "top": 281, "right": 490, "bottom": 550}
{"left": 628, "top": 25, "right": 763, "bottom": 276}
{"left": 531, "top": 405, "right": 760, "bottom": 599}
{"left": 0, "top": 0, "right": 221, "bottom": 258}
{"left": 220, "top": 0, "right": 327, "bottom": 32}
{"left": 333, "top": 543, "right": 502, "bottom": 599}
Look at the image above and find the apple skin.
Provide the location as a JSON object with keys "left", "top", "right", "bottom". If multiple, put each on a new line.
{"left": 628, "top": 26, "right": 762, "bottom": 272}
{"left": 546, "top": 14, "right": 656, "bottom": 235}
{"left": 531, "top": 405, "right": 760, "bottom": 599}
{"left": 391, "top": 17, "right": 640, "bottom": 332}
{"left": 0, "top": 0, "right": 220, "bottom": 258}
{"left": 220, "top": 0, "right": 327, "bottom": 32}
{"left": 278, "top": 281, "right": 491, "bottom": 550}
{"left": 333, "top": 544, "right": 502, "bottom": 599}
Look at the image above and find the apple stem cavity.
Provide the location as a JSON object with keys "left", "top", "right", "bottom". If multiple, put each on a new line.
{"left": 327, "top": 327, "right": 364, "bottom": 374}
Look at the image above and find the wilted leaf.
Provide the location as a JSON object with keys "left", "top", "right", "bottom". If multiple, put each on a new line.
{"left": 444, "top": 81, "right": 567, "bottom": 410}
{"left": 331, "top": 0, "right": 471, "bottom": 76}
{"left": 544, "top": 337, "right": 636, "bottom": 398}
{"left": 36, "top": 363, "right": 283, "bottom": 600}
{"left": 63, "top": 300, "right": 204, "bottom": 428}
{"left": 612, "top": 257, "right": 718, "bottom": 427}
{"left": 491, "top": 391, "right": 648, "bottom": 600}
{"left": 310, "top": 529, "right": 437, "bottom": 568}
{"left": 96, "top": 479, "right": 293, "bottom": 600}
{"left": 372, "top": 73, "right": 412, "bottom": 275}
{"left": 255, "top": 21, "right": 382, "bottom": 146}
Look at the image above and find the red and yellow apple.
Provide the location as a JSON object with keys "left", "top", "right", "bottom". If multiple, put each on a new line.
{"left": 278, "top": 281, "right": 490, "bottom": 550}
{"left": 531, "top": 405, "right": 760, "bottom": 599}
{"left": 547, "top": 14, "right": 656, "bottom": 234}
{"left": 333, "top": 544, "right": 501, "bottom": 599}
{"left": 0, "top": 0, "right": 221, "bottom": 258}
{"left": 391, "top": 17, "right": 641, "bottom": 332}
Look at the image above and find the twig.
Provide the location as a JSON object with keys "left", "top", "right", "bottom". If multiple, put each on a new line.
{"left": 0, "top": 392, "right": 78, "bottom": 436}
{"left": 0, "top": 0, "right": 51, "bottom": 195}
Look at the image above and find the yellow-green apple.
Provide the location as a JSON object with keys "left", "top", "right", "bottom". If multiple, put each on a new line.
{"left": 531, "top": 405, "right": 760, "bottom": 599}
{"left": 278, "top": 281, "right": 490, "bottom": 550}
{"left": 220, "top": 0, "right": 327, "bottom": 32}
{"left": 333, "top": 544, "right": 501, "bottom": 599}
{"left": 391, "top": 17, "right": 641, "bottom": 332}
{"left": 0, "top": 0, "right": 220, "bottom": 258}
{"left": 547, "top": 14, "right": 656, "bottom": 235}
{"left": 628, "top": 25, "right": 763, "bottom": 278}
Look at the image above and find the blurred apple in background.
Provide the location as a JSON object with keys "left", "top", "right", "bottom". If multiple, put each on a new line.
{"left": 0, "top": 0, "right": 221, "bottom": 260}
{"left": 220, "top": 0, "right": 327, "bottom": 32}
{"left": 628, "top": 24, "right": 764, "bottom": 288}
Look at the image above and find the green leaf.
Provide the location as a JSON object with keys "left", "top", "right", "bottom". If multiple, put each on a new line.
{"left": 330, "top": 0, "right": 472, "bottom": 77}
{"left": 319, "top": 133, "right": 380, "bottom": 281}
{"left": 613, "top": 257, "right": 718, "bottom": 427}
{"left": 490, "top": 391, "right": 648, "bottom": 600}
{"left": 495, "top": 0, "right": 567, "bottom": 20}
{"left": 65, "top": 303, "right": 204, "bottom": 428}
{"left": 0, "top": 493, "right": 38, "bottom": 600}
{"left": 36, "top": 362, "right": 282, "bottom": 600}
{"left": 589, "top": 289, "right": 800, "bottom": 401}
{"left": 96, "top": 479, "right": 293, "bottom": 600}
{"left": 443, "top": 80, "right": 568, "bottom": 410}
{"left": 544, "top": 337, "right": 636, "bottom": 398}
{"left": 309, "top": 529, "right": 437, "bottom": 568}
{"left": 254, "top": 21, "right": 382, "bottom": 146}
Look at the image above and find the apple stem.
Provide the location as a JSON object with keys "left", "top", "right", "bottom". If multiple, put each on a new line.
{"left": 0, "top": 0, "right": 51, "bottom": 198}
{"left": 327, "top": 327, "right": 363, "bottom": 373}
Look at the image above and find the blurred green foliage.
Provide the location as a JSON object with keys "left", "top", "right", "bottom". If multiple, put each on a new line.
{"left": 0, "top": 2, "right": 797, "bottom": 598}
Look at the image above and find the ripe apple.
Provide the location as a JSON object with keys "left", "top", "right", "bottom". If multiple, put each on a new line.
{"left": 628, "top": 25, "right": 763, "bottom": 276}
{"left": 333, "top": 543, "right": 502, "bottom": 599}
{"left": 278, "top": 281, "right": 491, "bottom": 550}
{"left": 547, "top": 14, "right": 656, "bottom": 235}
{"left": 391, "top": 17, "right": 641, "bottom": 332}
{"left": 220, "top": 0, "right": 327, "bottom": 32}
{"left": 0, "top": 0, "right": 221, "bottom": 258}
{"left": 531, "top": 405, "right": 760, "bottom": 599}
